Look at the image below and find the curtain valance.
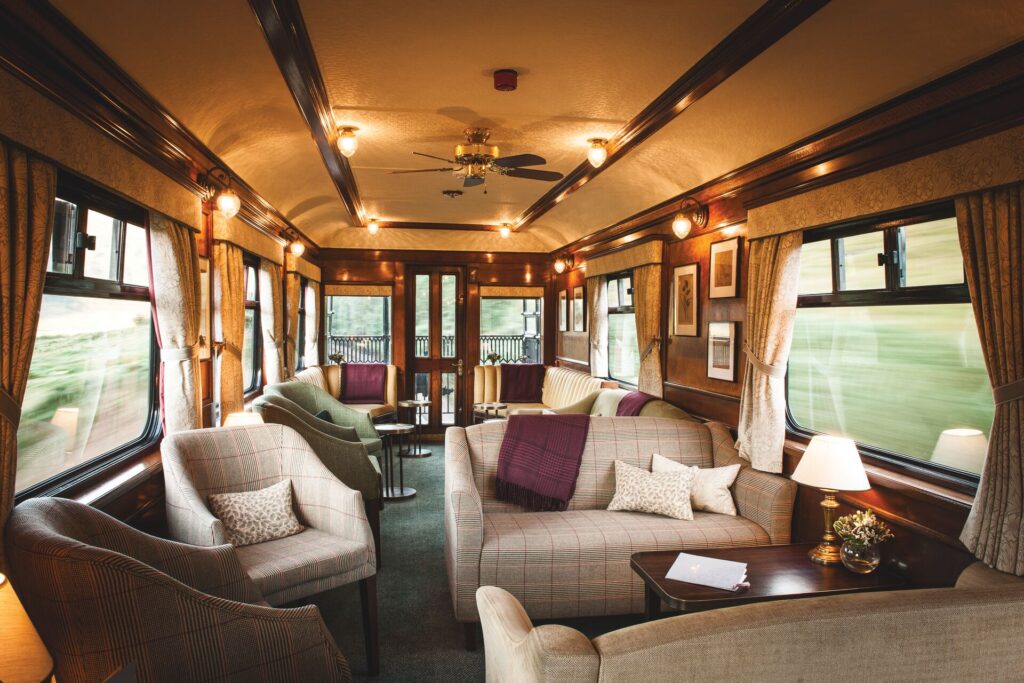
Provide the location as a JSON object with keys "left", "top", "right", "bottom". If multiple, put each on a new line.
{"left": 324, "top": 284, "right": 392, "bottom": 297}
{"left": 212, "top": 212, "right": 284, "bottom": 264}
{"left": 286, "top": 251, "right": 321, "bottom": 282}
{"left": 584, "top": 240, "right": 662, "bottom": 279}
{"left": 480, "top": 286, "right": 544, "bottom": 298}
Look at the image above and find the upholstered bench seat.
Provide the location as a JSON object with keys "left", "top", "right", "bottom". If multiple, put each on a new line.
{"left": 292, "top": 363, "right": 398, "bottom": 421}
{"left": 474, "top": 365, "right": 605, "bottom": 415}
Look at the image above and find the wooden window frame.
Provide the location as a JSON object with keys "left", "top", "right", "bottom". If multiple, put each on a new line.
{"left": 296, "top": 275, "right": 308, "bottom": 371}
{"left": 242, "top": 253, "right": 263, "bottom": 396}
{"left": 605, "top": 270, "right": 638, "bottom": 387}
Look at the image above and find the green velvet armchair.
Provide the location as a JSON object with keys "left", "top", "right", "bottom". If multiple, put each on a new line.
{"left": 264, "top": 381, "right": 382, "bottom": 453}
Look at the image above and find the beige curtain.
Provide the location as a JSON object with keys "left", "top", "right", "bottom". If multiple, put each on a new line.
{"left": 259, "top": 259, "right": 286, "bottom": 384}
{"left": 587, "top": 276, "right": 608, "bottom": 378}
{"left": 149, "top": 213, "right": 202, "bottom": 434}
{"left": 734, "top": 232, "right": 802, "bottom": 473}
{"left": 213, "top": 242, "right": 244, "bottom": 424}
{"left": 304, "top": 280, "right": 321, "bottom": 367}
{"left": 957, "top": 184, "right": 1024, "bottom": 574}
{"left": 285, "top": 273, "right": 301, "bottom": 372}
{"left": 632, "top": 264, "right": 663, "bottom": 397}
{"left": 0, "top": 143, "right": 56, "bottom": 567}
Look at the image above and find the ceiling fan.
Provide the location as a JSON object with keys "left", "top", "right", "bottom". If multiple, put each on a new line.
{"left": 389, "top": 127, "right": 564, "bottom": 189}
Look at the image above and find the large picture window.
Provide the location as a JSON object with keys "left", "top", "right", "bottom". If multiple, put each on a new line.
{"left": 242, "top": 256, "right": 262, "bottom": 393}
{"left": 606, "top": 272, "right": 640, "bottom": 386}
{"left": 17, "top": 176, "right": 158, "bottom": 495}
{"left": 479, "top": 297, "right": 542, "bottom": 363}
{"left": 787, "top": 205, "right": 994, "bottom": 480}
{"left": 325, "top": 295, "right": 392, "bottom": 363}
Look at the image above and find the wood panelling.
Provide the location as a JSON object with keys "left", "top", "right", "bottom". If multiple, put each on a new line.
{"left": 663, "top": 383, "right": 740, "bottom": 425}
{"left": 553, "top": 267, "right": 589, "bottom": 368}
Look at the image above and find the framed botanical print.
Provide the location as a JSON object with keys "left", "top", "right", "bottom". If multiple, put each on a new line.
{"left": 709, "top": 237, "right": 741, "bottom": 298}
{"left": 558, "top": 290, "right": 568, "bottom": 331}
{"left": 198, "top": 257, "right": 211, "bottom": 360}
{"left": 572, "top": 285, "right": 585, "bottom": 332}
{"left": 707, "top": 321, "right": 736, "bottom": 381}
{"left": 672, "top": 263, "right": 699, "bottom": 336}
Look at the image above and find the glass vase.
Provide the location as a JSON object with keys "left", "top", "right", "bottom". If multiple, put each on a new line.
{"left": 840, "top": 541, "right": 880, "bottom": 574}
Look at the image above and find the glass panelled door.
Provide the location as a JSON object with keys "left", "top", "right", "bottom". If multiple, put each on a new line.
{"left": 408, "top": 268, "right": 465, "bottom": 431}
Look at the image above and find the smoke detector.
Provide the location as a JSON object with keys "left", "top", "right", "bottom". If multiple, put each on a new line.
{"left": 493, "top": 69, "right": 518, "bottom": 92}
{"left": 442, "top": 189, "right": 464, "bottom": 199}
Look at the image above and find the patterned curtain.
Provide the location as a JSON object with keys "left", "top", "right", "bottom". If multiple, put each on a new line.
{"left": 259, "top": 259, "right": 286, "bottom": 384}
{"left": 148, "top": 213, "right": 202, "bottom": 434}
{"left": 304, "top": 280, "right": 321, "bottom": 367}
{"left": 0, "top": 143, "right": 56, "bottom": 567}
{"left": 632, "top": 264, "right": 663, "bottom": 397}
{"left": 285, "top": 273, "right": 301, "bottom": 372}
{"left": 734, "top": 232, "right": 802, "bottom": 473}
{"left": 957, "top": 183, "right": 1024, "bottom": 574}
{"left": 213, "top": 242, "right": 244, "bottom": 425}
{"left": 587, "top": 276, "right": 608, "bottom": 378}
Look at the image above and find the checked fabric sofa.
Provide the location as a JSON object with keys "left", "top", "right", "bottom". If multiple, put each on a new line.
{"left": 444, "top": 417, "right": 797, "bottom": 630}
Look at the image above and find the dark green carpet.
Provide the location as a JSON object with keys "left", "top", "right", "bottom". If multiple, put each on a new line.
{"left": 312, "top": 441, "right": 645, "bottom": 681}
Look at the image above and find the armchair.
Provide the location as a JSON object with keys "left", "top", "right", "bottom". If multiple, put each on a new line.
{"left": 265, "top": 381, "right": 381, "bottom": 453}
{"left": 162, "top": 423, "right": 379, "bottom": 674}
{"left": 4, "top": 497, "right": 351, "bottom": 683}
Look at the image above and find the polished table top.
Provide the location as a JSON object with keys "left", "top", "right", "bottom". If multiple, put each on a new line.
{"left": 397, "top": 400, "right": 431, "bottom": 407}
{"left": 376, "top": 423, "right": 415, "bottom": 435}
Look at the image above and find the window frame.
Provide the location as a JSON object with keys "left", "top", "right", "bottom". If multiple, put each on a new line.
{"left": 16, "top": 173, "right": 161, "bottom": 502}
{"left": 242, "top": 253, "right": 263, "bottom": 395}
{"left": 605, "top": 270, "right": 639, "bottom": 387}
{"left": 785, "top": 201, "right": 982, "bottom": 492}
{"left": 296, "top": 275, "right": 308, "bottom": 371}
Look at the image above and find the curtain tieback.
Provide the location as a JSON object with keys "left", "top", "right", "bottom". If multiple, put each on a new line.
{"left": 213, "top": 341, "right": 242, "bottom": 358}
{"left": 744, "top": 345, "right": 786, "bottom": 378}
{"left": 161, "top": 346, "right": 198, "bottom": 363}
{"left": 640, "top": 338, "right": 661, "bottom": 361}
{"left": 0, "top": 386, "right": 22, "bottom": 428}
{"left": 994, "top": 378, "right": 1024, "bottom": 405}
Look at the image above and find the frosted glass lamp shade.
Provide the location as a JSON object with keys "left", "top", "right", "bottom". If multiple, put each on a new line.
{"left": 931, "top": 428, "right": 988, "bottom": 473}
{"left": 224, "top": 412, "right": 264, "bottom": 427}
{"left": 791, "top": 435, "right": 870, "bottom": 491}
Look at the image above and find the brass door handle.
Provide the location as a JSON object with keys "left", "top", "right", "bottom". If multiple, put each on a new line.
{"left": 451, "top": 359, "right": 464, "bottom": 377}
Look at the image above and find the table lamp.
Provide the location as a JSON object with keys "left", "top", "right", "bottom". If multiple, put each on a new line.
{"left": 791, "top": 435, "right": 870, "bottom": 565}
{"left": 224, "top": 411, "right": 264, "bottom": 427}
{"left": 0, "top": 571, "right": 55, "bottom": 682}
{"left": 931, "top": 428, "right": 988, "bottom": 474}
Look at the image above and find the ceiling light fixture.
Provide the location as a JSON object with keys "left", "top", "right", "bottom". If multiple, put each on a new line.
{"left": 493, "top": 69, "right": 518, "bottom": 92}
{"left": 587, "top": 138, "right": 608, "bottom": 168}
{"left": 367, "top": 218, "right": 380, "bottom": 235}
{"left": 499, "top": 223, "right": 511, "bottom": 239}
{"left": 289, "top": 241, "right": 305, "bottom": 257}
{"left": 199, "top": 167, "right": 241, "bottom": 219}
{"left": 671, "top": 197, "right": 709, "bottom": 240}
{"left": 553, "top": 254, "right": 574, "bottom": 274}
{"left": 337, "top": 126, "right": 359, "bottom": 158}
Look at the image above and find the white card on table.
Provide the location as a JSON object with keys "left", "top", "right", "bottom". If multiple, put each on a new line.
{"left": 665, "top": 552, "right": 749, "bottom": 592}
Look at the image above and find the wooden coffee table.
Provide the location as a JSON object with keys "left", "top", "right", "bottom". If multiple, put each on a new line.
{"left": 631, "top": 543, "right": 907, "bottom": 619}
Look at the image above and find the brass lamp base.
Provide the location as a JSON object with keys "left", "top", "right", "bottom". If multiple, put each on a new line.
{"left": 809, "top": 488, "right": 842, "bottom": 566}
{"left": 808, "top": 540, "right": 842, "bottom": 565}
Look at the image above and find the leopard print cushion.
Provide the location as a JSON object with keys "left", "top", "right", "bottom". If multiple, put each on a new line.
{"left": 607, "top": 459, "right": 696, "bottom": 520}
{"left": 208, "top": 479, "right": 305, "bottom": 547}
{"left": 651, "top": 454, "right": 741, "bottom": 516}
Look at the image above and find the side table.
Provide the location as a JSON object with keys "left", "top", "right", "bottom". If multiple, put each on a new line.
{"left": 397, "top": 399, "right": 432, "bottom": 458}
{"left": 473, "top": 402, "right": 508, "bottom": 423}
{"left": 375, "top": 423, "right": 416, "bottom": 500}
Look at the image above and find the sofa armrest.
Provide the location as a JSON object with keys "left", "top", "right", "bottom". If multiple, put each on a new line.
{"left": 445, "top": 427, "right": 485, "bottom": 622}
{"left": 732, "top": 467, "right": 797, "bottom": 544}
{"left": 286, "top": 453, "right": 375, "bottom": 561}
{"left": 553, "top": 390, "right": 603, "bottom": 415}
{"left": 162, "top": 445, "right": 225, "bottom": 547}
{"left": 477, "top": 586, "right": 600, "bottom": 683}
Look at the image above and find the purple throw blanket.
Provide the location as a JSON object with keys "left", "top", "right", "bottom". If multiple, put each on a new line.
{"left": 340, "top": 363, "right": 387, "bottom": 404}
{"left": 495, "top": 414, "right": 590, "bottom": 511}
{"left": 616, "top": 390, "right": 657, "bottom": 416}
{"left": 499, "top": 363, "right": 545, "bottom": 403}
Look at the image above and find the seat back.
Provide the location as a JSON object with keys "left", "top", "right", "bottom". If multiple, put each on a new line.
{"left": 293, "top": 363, "right": 397, "bottom": 407}
{"left": 541, "top": 367, "right": 604, "bottom": 409}
{"left": 474, "top": 364, "right": 501, "bottom": 403}
{"left": 465, "top": 416, "right": 714, "bottom": 512}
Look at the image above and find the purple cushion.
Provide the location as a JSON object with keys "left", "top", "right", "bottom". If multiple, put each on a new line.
{"left": 340, "top": 363, "right": 387, "bottom": 404}
{"left": 499, "top": 363, "right": 545, "bottom": 404}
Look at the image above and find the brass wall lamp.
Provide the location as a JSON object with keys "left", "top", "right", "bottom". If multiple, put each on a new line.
{"left": 671, "top": 197, "right": 709, "bottom": 239}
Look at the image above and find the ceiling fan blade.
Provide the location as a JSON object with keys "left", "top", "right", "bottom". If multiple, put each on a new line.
{"left": 492, "top": 153, "right": 546, "bottom": 168}
{"left": 414, "top": 151, "right": 457, "bottom": 164}
{"left": 463, "top": 176, "right": 485, "bottom": 188}
{"left": 504, "top": 168, "right": 564, "bottom": 182}
{"left": 388, "top": 167, "right": 454, "bottom": 174}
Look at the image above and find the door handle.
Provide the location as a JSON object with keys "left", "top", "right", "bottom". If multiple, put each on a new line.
{"left": 451, "top": 359, "right": 464, "bottom": 377}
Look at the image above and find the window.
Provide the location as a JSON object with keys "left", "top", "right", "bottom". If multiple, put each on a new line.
{"left": 295, "top": 276, "right": 308, "bottom": 371}
{"left": 787, "top": 205, "right": 994, "bottom": 481}
{"left": 17, "top": 175, "right": 158, "bottom": 496}
{"left": 606, "top": 273, "right": 640, "bottom": 386}
{"left": 242, "top": 256, "right": 262, "bottom": 393}
{"left": 325, "top": 295, "right": 391, "bottom": 363}
{"left": 480, "top": 297, "right": 543, "bottom": 363}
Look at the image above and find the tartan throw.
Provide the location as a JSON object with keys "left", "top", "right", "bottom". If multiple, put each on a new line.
{"left": 499, "top": 363, "right": 545, "bottom": 403}
{"left": 495, "top": 414, "right": 590, "bottom": 511}
{"left": 340, "top": 362, "right": 387, "bottom": 404}
{"left": 615, "top": 390, "right": 657, "bottom": 416}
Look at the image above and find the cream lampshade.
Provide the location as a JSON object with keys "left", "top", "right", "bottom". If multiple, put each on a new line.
{"left": 931, "top": 428, "right": 988, "bottom": 474}
{"left": 791, "top": 435, "right": 870, "bottom": 565}
{"left": 224, "top": 411, "right": 264, "bottom": 427}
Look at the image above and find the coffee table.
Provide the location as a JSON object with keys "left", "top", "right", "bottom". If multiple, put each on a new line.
{"left": 375, "top": 423, "right": 416, "bottom": 500}
{"left": 473, "top": 402, "right": 507, "bottom": 423}
{"left": 630, "top": 543, "right": 907, "bottom": 620}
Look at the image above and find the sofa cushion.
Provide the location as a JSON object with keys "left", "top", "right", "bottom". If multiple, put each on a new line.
{"left": 480, "top": 509, "right": 769, "bottom": 619}
{"left": 607, "top": 460, "right": 695, "bottom": 520}
{"left": 207, "top": 479, "right": 304, "bottom": 547}
{"left": 653, "top": 454, "right": 741, "bottom": 516}
{"left": 542, "top": 367, "right": 605, "bottom": 409}
{"left": 340, "top": 363, "right": 388, "bottom": 404}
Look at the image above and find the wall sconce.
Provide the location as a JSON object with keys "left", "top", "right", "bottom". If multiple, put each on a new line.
{"left": 553, "top": 254, "right": 574, "bottom": 274}
{"left": 199, "top": 167, "right": 241, "bottom": 219}
{"left": 671, "top": 197, "right": 709, "bottom": 239}
{"left": 586, "top": 138, "right": 608, "bottom": 168}
{"left": 337, "top": 126, "right": 359, "bottom": 158}
{"left": 498, "top": 223, "right": 511, "bottom": 239}
{"left": 367, "top": 218, "right": 380, "bottom": 235}
{"left": 289, "top": 241, "right": 305, "bottom": 257}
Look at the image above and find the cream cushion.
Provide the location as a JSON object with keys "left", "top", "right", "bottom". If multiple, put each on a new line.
{"left": 208, "top": 479, "right": 304, "bottom": 547}
{"left": 607, "top": 460, "right": 695, "bottom": 520}
{"left": 652, "top": 453, "right": 741, "bottom": 516}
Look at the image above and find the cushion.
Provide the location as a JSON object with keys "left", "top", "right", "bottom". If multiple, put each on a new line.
{"left": 207, "top": 480, "right": 304, "bottom": 547}
{"left": 652, "top": 453, "right": 741, "bottom": 516}
{"left": 340, "top": 362, "right": 387, "bottom": 404}
{"left": 315, "top": 409, "right": 333, "bottom": 423}
{"left": 607, "top": 459, "right": 695, "bottom": 520}
{"left": 500, "top": 363, "right": 545, "bottom": 403}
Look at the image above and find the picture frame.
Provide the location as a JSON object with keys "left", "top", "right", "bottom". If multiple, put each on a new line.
{"left": 672, "top": 263, "right": 699, "bottom": 336}
{"left": 558, "top": 290, "right": 568, "bottom": 331}
{"left": 706, "top": 321, "right": 736, "bottom": 381}
{"left": 709, "top": 237, "right": 741, "bottom": 298}
{"left": 198, "top": 257, "right": 211, "bottom": 360}
{"left": 572, "top": 285, "right": 586, "bottom": 332}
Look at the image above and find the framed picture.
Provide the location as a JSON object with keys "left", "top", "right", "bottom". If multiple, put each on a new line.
{"left": 198, "top": 257, "right": 211, "bottom": 360}
{"left": 558, "top": 290, "right": 568, "bottom": 331}
{"left": 707, "top": 321, "right": 736, "bottom": 381}
{"left": 672, "top": 263, "right": 699, "bottom": 336}
{"left": 709, "top": 237, "right": 741, "bottom": 298}
{"left": 572, "top": 285, "right": 586, "bottom": 332}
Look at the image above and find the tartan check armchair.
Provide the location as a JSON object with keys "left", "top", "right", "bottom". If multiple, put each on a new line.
{"left": 4, "top": 497, "right": 351, "bottom": 683}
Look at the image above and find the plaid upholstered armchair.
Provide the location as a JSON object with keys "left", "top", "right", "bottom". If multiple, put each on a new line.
{"left": 4, "top": 497, "right": 351, "bottom": 683}
{"left": 162, "top": 424, "right": 379, "bottom": 674}
{"left": 264, "top": 381, "right": 382, "bottom": 454}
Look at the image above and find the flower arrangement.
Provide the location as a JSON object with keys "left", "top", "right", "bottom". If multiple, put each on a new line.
{"left": 833, "top": 509, "right": 894, "bottom": 549}
{"left": 485, "top": 352, "right": 502, "bottom": 365}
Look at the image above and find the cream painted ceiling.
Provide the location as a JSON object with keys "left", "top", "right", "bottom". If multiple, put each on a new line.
{"left": 47, "top": 0, "right": 1024, "bottom": 252}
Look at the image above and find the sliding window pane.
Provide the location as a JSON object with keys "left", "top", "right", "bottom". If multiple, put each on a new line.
{"left": 441, "top": 274, "right": 456, "bottom": 358}
{"left": 608, "top": 312, "right": 639, "bottom": 386}
{"left": 48, "top": 199, "right": 78, "bottom": 275}
{"left": 83, "top": 210, "right": 122, "bottom": 281}
{"left": 837, "top": 231, "right": 884, "bottom": 291}
{"left": 415, "top": 274, "right": 430, "bottom": 358}
{"left": 122, "top": 223, "right": 149, "bottom": 287}
{"left": 797, "top": 239, "right": 833, "bottom": 295}
{"left": 903, "top": 217, "right": 964, "bottom": 287}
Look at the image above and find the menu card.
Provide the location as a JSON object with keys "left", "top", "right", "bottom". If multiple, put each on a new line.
{"left": 665, "top": 552, "right": 750, "bottom": 592}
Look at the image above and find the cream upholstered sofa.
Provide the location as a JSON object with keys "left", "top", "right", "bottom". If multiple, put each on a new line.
{"left": 473, "top": 364, "right": 606, "bottom": 415}
{"left": 444, "top": 417, "right": 796, "bottom": 630}
{"left": 477, "top": 563, "right": 1024, "bottom": 682}
{"left": 293, "top": 363, "right": 398, "bottom": 421}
